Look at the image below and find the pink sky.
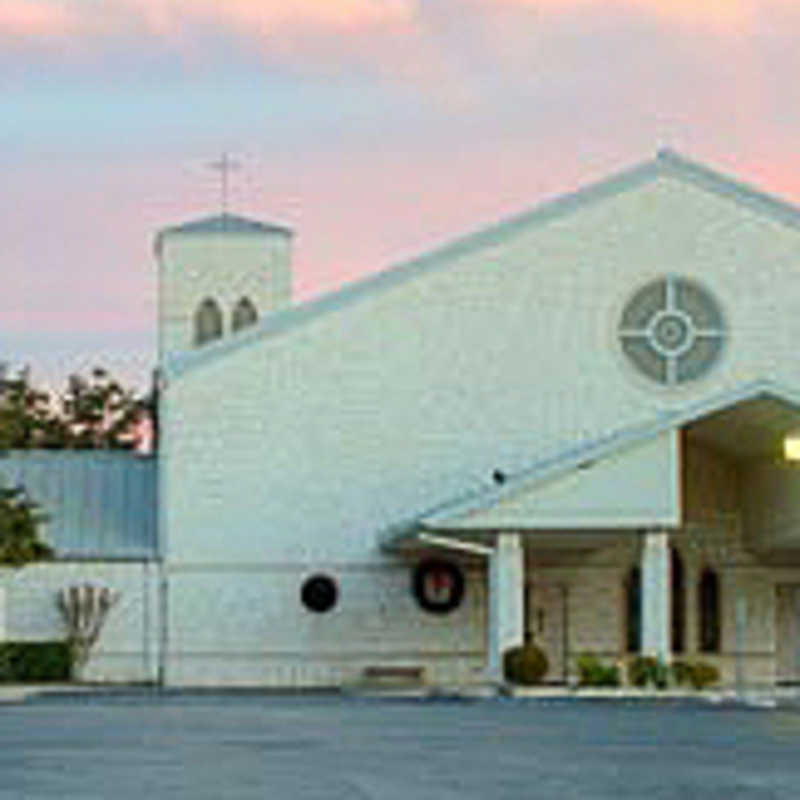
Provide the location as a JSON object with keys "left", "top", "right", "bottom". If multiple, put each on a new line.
{"left": 2, "top": 0, "right": 800, "bottom": 392}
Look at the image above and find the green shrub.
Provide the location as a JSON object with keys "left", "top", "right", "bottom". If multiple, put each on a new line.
{"left": 671, "top": 660, "right": 692, "bottom": 687}
{"left": 628, "top": 656, "right": 653, "bottom": 687}
{"left": 0, "top": 642, "right": 72, "bottom": 682}
{"left": 503, "top": 643, "right": 549, "bottom": 685}
{"left": 627, "top": 656, "right": 669, "bottom": 689}
{"left": 576, "top": 653, "right": 620, "bottom": 687}
{"left": 669, "top": 659, "right": 721, "bottom": 690}
{"left": 688, "top": 661, "right": 720, "bottom": 690}
{"left": 629, "top": 657, "right": 720, "bottom": 690}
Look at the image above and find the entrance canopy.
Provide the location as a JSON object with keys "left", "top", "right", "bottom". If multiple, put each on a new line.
{"left": 381, "top": 379, "right": 800, "bottom": 553}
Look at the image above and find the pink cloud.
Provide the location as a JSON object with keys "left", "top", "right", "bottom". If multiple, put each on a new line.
{"left": 0, "top": 1, "right": 74, "bottom": 38}
{"left": 1, "top": 0, "right": 417, "bottom": 40}
{"left": 165, "top": 0, "right": 417, "bottom": 33}
{"left": 496, "top": 0, "right": 774, "bottom": 32}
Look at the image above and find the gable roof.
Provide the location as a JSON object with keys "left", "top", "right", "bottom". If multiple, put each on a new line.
{"left": 165, "top": 150, "right": 800, "bottom": 380}
{"left": 154, "top": 213, "right": 292, "bottom": 255}
{"left": 380, "top": 379, "right": 800, "bottom": 545}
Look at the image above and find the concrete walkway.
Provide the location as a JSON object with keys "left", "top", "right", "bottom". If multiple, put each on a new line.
{"left": 2, "top": 682, "right": 798, "bottom": 707}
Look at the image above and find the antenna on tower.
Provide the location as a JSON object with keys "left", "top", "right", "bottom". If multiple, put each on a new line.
{"left": 208, "top": 152, "right": 241, "bottom": 215}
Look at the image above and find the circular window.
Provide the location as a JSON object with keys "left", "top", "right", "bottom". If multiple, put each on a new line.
{"left": 301, "top": 574, "right": 338, "bottom": 613}
{"left": 412, "top": 560, "right": 465, "bottom": 615}
{"left": 618, "top": 276, "right": 725, "bottom": 386}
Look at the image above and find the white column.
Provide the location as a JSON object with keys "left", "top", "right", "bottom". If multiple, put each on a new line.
{"left": 488, "top": 533, "right": 525, "bottom": 680}
{"left": 641, "top": 530, "right": 671, "bottom": 663}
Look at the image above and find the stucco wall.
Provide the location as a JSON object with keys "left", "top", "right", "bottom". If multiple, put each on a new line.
{"left": 0, "top": 561, "right": 159, "bottom": 683}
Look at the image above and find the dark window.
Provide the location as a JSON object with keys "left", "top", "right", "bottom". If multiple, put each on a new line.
{"left": 625, "top": 566, "right": 641, "bottom": 653}
{"left": 301, "top": 574, "right": 338, "bottom": 613}
{"left": 698, "top": 567, "right": 721, "bottom": 652}
{"left": 232, "top": 297, "right": 258, "bottom": 332}
{"left": 671, "top": 547, "right": 685, "bottom": 653}
{"left": 194, "top": 298, "right": 223, "bottom": 346}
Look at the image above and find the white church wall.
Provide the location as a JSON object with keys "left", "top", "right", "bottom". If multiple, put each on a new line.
{"left": 158, "top": 230, "right": 291, "bottom": 359}
{"left": 164, "top": 563, "right": 486, "bottom": 687}
{"left": 165, "top": 174, "right": 800, "bottom": 569}
{"left": 161, "top": 166, "right": 800, "bottom": 687}
{"left": 444, "top": 430, "right": 679, "bottom": 530}
{"left": 0, "top": 561, "right": 159, "bottom": 683}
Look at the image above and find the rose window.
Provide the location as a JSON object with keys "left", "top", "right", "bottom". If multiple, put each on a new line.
{"left": 618, "top": 276, "right": 725, "bottom": 385}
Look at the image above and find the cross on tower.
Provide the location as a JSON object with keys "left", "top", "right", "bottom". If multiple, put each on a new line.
{"left": 208, "top": 152, "right": 241, "bottom": 215}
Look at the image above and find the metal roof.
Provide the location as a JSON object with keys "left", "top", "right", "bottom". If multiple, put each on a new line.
{"left": 0, "top": 451, "right": 157, "bottom": 560}
{"left": 158, "top": 212, "right": 292, "bottom": 239}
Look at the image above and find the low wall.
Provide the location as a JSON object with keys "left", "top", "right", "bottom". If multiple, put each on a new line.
{"left": 0, "top": 560, "right": 160, "bottom": 683}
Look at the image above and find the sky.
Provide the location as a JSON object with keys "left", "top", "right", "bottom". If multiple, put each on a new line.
{"left": 3, "top": 0, "right": 800, "bottom": 394}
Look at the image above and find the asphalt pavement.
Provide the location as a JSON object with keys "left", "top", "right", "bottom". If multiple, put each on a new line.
{"left": 1, "top": 692, "right": 799, "bottom": 799}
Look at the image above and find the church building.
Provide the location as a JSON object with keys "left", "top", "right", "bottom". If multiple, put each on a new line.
{"left": 6, "top": 149, "right": 800, "bottom": 689}
{"left": 155, "top": 149, "right": 800, "bottom": 688}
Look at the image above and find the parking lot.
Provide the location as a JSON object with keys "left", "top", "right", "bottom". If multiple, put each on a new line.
{"left": 1, "top": 692, "right": 799, "bottom": 799}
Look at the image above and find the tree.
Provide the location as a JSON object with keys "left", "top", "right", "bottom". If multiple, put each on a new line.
{"left": 0, "top": 365, "right": 152, "bottom": 451}
{"left": 59, "top": 367, "right": 144, "bottom": 450}
{"left": 0, "top": 484, "right": 52, "bottom": 567}
{"left": 0, "top": 366, "right": 66, "bottom": 449}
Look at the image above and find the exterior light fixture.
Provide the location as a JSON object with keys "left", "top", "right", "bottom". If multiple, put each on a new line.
{"left": 784, "top": 435, "right": 800, "bottom": 461}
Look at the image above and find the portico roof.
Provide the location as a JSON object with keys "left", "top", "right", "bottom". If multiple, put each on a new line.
{"left": 380, "top": 379, "right": 800, "bottom": 549}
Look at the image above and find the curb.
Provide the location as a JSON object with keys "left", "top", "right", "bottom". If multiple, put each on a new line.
{"left": 1, "top": 683, "right": 795, "bottom": 707}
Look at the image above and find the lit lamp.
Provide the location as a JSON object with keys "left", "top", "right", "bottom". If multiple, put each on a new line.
{"left": 784, "top": 434, "right": 800, "bottom": 461}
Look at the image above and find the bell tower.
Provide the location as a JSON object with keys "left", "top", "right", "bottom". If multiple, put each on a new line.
{"left": 154, "top": 212, "right": 292, "bottom": 365}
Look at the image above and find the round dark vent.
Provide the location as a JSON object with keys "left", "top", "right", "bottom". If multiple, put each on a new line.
{"left": 618, "top": 276, "right": 725, "bottom": 385}
{"left": 301, "top": 574, "right": 338, "bottom": 613}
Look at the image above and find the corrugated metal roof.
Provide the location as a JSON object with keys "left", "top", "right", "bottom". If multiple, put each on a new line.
{"left": 0, "top": 452, "right": 157, "bottom": 560}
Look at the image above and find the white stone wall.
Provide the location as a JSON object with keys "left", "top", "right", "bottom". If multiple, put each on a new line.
{"left": 158, "top": 230, "right": 291, "bottom": 360}
{"left": 451, "top": 430, "right": 680, "bottom": 530}
{"left": 163, "top": 171, "right": 800, "bottom": 686}
{"left": 0, "top": 561, "right": 159, "bottom": 683}
{"left": 165, "top": 175, "right": 800, "bottom": 568}
{"left": 164, "top": 562, "right": 486, "bottom": 687}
